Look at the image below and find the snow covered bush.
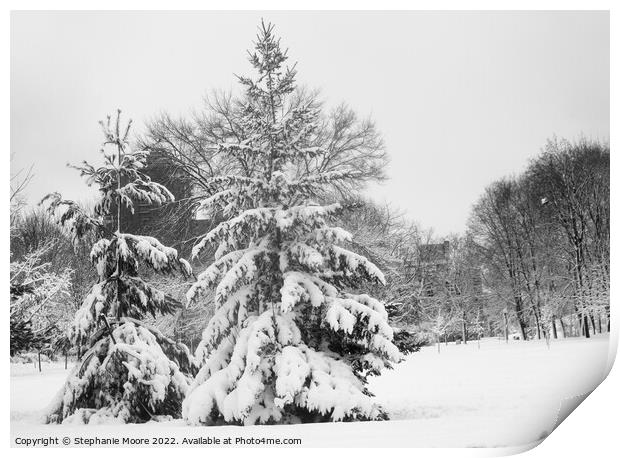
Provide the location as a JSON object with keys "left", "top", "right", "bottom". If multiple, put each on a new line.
{"left": 42, "top": 111, "right": 195, "bottom": 424}
{"left": 47, "top": 320, "right": 191, "bottom": 424}
{"left": 182, "top": 22, "right": 403, "bottom": 426}
{"left": 10, "top": 243, "right": 72, "bottom": 356}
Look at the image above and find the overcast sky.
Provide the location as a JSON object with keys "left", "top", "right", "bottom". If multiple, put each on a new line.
{"left": 11, "top": 11, "right": 609, "bottom": 236}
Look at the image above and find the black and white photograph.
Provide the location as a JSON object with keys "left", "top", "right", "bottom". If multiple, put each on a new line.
{"left": 7, "top": 5, "right": 615, "bottom": 452}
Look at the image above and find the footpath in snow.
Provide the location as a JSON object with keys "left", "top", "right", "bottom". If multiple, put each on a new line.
{"left": 10, "top": 334, "right": 612, "bottom": 448}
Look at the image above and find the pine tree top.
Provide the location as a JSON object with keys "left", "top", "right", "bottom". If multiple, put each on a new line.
{"left": 42, "top": 111, "right": 192, "bottom": 342}
{"left": 42, "top": 111, "right": 175, "bottom": 241}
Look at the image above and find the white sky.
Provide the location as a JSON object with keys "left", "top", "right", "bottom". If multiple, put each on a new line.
{"left": 10, "top": 11, "right": 609, "bottom": 236}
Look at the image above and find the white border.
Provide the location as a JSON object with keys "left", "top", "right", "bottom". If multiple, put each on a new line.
{"left": 3, "top": 2, "right": 616, "bottom": 457}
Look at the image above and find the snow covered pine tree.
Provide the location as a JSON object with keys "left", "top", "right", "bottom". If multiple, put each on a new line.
{"left": 183, "top": 22, "right": 403, "bottom": 426}
{"left": 42, "top": 111, "right": 195, "bottom": 424}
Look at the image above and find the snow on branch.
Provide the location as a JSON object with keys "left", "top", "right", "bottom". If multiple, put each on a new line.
{"left": 192, "top": 207, "right": 276, "bottom": 259}
{"left": 186, "top": 249, "right": 247, "bottom": 303}
{"left": 117, "top": 179, "right": 174, "bottom": 214}
{"left": 120, "top": 233, "right": 191, "bottom": 275}
{"left": 328, "top": 246, "right": 386, "bottom": 285}
{"left": 47, "top": 321, "right": 190, "bottom": 424}
{"left": 275, "top": 203, "right": 341, "bottom": 231}
{"left": 196, "top": 286, "right": 253, "bottom": 358}
{"left": 307, "top": 226, "right": 352, "bottom": 245}
{"left": 219, "top": 140, "right": 266, "bottom": 158}
{"left": 284, "top": 242, "right": 324, "bottom": 271}
{"left": 184, "top": 311, "right": 385, "bottom": 425}
{"left": 331, "top": 297, "right": 391, "bottom": 336}
{"left": 40, "top": 193, "right": 105, "bottom": 243}
{"left": 215, "top": 248, "right": 271, "bottom": 306}
{"left": 279, "top": 271, "right": 327, "bottom": 311}
{"left": 289, "top": 171, "right": 364, "bottom": 195}
{"left": 70, "top": 276, "right": 182, "bottom": 342}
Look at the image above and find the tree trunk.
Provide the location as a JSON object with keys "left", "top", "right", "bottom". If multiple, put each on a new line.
{"left": 515, "top": 298, "right": 528, "bottom": 340}
{"left": 504, "top": 311, "right": 509, "bottom": 342}
{"left": 559, "top": 317, "right": 567, "bottom": 338}
{"left": 65, "top": 351, "right": 68, "bottom": 370}
{"left": 551, "top": 317, "right": 558, "bottom": 339}
{"left": 38, "top": 351, "right": 41, "bottom": 372}
{"left": 462, "top": 319, "right": 468, "bottom": 345}
{"left": 533, "top": 310, "right": 542, "bottom": 340}
{"left": 607, "top": 310, "right": 611, "bottom": 332}
{"left": 580, "top": 313, "right": 591, "bottom": 338}
{"left": 589, "top": 313, "right": 597, "bottom": 335}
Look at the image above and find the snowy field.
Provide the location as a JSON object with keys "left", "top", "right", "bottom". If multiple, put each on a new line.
{"left": 11, "top": 334, "right": 612, "bottom": 448}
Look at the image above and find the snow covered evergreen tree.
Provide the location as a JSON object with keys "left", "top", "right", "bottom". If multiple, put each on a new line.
{"left": 43, "top": 111, "right": 195, "bottom": 424}
{"left": 183, "top": 21, "right": 403, "bottom": 426}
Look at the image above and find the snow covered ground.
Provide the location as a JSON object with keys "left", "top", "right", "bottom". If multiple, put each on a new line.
{"left": 10, "top": 334, "right": 612, "bottom": 448}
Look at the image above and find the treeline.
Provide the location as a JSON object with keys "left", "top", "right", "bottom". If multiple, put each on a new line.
{"left": 355, "top": 137, "right": 611, "bottom": 345}
{"left": 355, "top": 137, "right": 610, "bottom": 345}
{"left": 468, "top": 138, "right": 610, "bottom": 340}
{"left": 9, "top": 194, "right": 104, "bottom": 361}
{"left": 10, "top": 136, "right": 609, "bottom": 357}
{"left": 10, "top": 119, "right": 608, "bottom": 357}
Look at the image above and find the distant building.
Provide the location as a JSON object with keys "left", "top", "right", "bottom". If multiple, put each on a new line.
{"left": 410, "top": 240, "right": 483, "bottom": 300}
{"left": 418, "top": 240, "right": 450, "bottom": 266}
{"left": 106, "top": 150, "right": 210, "bottom": 253}
{"left": 417, "top": 241, "right": 450, "bottom": 297}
